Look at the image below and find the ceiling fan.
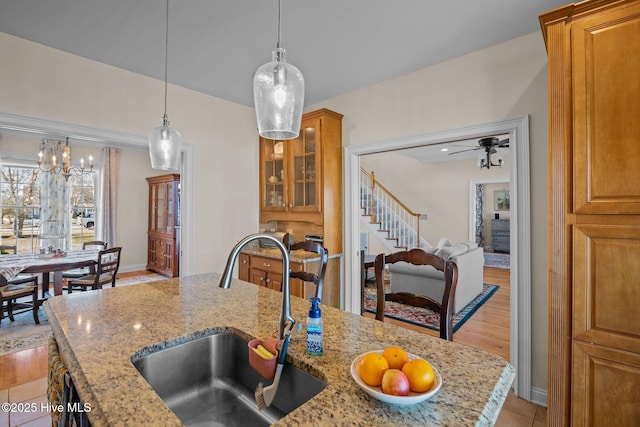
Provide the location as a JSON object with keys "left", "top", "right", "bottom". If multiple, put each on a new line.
{"left": 448, "top": 137, "right": 509, "bottom": 169}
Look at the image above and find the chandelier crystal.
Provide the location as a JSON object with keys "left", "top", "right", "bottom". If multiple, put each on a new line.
{"left": 148, "top": 0, "right": 182, "bottom": 171}
{"left": 253, "top": 0, "right": 304, "bottom": 140}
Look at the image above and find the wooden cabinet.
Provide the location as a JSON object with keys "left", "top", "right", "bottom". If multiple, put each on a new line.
{"left": 238, "top": 252, "right": 341, "bottom": 308}
{"left": 490, "top": 219, "right": 510, "bottom": 253}
{"left": 541, "top": 1, "right": 640, "bottom": 425}
{"left": 146, "top": 174, "right": 180, "bottom": 277}
{"left": 246, "top": 255, "right": 283, "bottom": 291}
{"left": 259, "top": 108, "right": 343, "bottom": 255}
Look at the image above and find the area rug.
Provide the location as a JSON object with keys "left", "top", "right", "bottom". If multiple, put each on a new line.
{"left": 363, "top": 283, "right": 499, "bottom": 333}
{"left": 484, "top": 252, "right": 510, "bottom": 269}
{"left": 0, "top": 273, "right": 167, "bottom": 356}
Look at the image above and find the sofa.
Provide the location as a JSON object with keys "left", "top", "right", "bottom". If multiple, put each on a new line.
{"left": 387, "top": 239, "right": 484, "bottom": 313}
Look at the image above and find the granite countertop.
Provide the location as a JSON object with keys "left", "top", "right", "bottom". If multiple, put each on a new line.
{"left": 240, "top": 245, "right": 342, "bottom": 263}
{"left": 44, "top": 273, "right": 514, "bottom": 426}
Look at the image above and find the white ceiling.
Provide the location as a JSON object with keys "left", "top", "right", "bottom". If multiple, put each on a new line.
{"left": 0, "top": 0, "right": 567, "bottom": 108}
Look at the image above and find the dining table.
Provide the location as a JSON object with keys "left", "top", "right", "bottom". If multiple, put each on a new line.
{"left": 0, "top": 249, "right": 100, "bottom": 297}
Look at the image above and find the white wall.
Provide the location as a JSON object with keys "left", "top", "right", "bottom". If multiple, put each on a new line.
{"left": 0, "top": 32, "right": 259, "bottom": 274}
{"left": 360, "top": 153, "right": 509, "bottom": 246}
{"left": 310, "top": 31, "right": 549, "bottom": 393}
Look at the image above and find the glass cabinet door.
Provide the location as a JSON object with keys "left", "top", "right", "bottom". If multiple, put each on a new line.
{"left": 260, "top": 139, "right": 287, "bottom": 211}
{"left": 166, "top": 181, "right": 174, "bottom": 232}
{"left": 289, "top": 122, "right": 320, "bottom": 212}
{"left": 156, "top": 183, "right": 166, "bottom": 233}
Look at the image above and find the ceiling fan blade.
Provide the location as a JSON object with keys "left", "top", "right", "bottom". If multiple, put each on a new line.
{"left": 448, "top": 147, "right": 481, "bottom": 155}
{"left": 497, "top": 138, "right": 509, "bottom": 147}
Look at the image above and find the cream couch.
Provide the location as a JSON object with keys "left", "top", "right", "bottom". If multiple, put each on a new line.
{"left": 387, "top": 240, "right": 484, "bottom": 313}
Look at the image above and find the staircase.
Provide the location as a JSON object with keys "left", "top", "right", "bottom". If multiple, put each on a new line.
{"left": 360, "top": 169, "right": 429, "bottom": 252}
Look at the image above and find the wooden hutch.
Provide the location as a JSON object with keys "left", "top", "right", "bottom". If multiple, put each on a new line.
{"left": 146, "top": 174, "right": 180, "bottom": 277}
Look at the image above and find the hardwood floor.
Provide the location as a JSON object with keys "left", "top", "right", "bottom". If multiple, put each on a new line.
{"left": 0, "top": 268, "right": 544, "bottom": 426}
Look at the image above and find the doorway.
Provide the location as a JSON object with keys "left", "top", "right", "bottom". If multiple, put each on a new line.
{"left": 344, "top": 116, "right": 531, "bottom": 399}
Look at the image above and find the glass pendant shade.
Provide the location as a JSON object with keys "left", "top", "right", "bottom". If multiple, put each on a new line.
{"left": 149, "top": 115, "right": 182, "bottom": 171}
{"left": 254, "top": 48, "right": 304, "bottom": 140}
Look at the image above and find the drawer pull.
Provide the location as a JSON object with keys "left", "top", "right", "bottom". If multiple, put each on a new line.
{"left": 263, "top": 262, "right": 271, "bottom": 267}
{"left": 266, "top": 278, "right": 271, "bottom": 283}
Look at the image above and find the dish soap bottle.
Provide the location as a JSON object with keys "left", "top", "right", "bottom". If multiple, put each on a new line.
{"left": 306, "top": 297, "right": 323, "bottom": 355}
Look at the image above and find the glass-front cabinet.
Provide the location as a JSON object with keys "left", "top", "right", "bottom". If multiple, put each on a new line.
{"left": 147, "top": 173, "right": 180, "bottom": 277}
{"left": 290, "top": 125, "right": 319, "bottom": 212}
{"left": 261, "top": 140, "right": 286, "bottom": 212}
{"left": 260, "top": 109, "right": 342, "bottom": 228}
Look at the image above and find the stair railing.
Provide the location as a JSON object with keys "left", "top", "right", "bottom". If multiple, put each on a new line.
{"left": 360, "top": 168, "right": 427, "bottom": 249}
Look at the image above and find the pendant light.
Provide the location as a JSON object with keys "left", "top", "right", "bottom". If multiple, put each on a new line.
{"left": 148, "top": 0, "right": 182, "bottom": 171}
{"left": 253, "top": 0, "right": 305, "bottom": 140}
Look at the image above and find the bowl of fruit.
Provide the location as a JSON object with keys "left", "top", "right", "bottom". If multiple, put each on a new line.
{"left": 350, "top": 346, "right": 442, "bottom": 405}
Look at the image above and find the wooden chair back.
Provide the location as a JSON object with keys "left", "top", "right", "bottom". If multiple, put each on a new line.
{"left": 285, "top": 234, "right": 328, "bottom": 302}
{"left": 83, "top": 241, "right": 108, "bottom": 250}
{"left": 95, "top": 247, "right": 122, "bottom": 288}
{"left": 373, "top": 248, "right": 458, "bottom": 341}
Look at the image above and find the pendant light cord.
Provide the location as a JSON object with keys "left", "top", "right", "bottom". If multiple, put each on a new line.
{"left": 164, "top": 0, "right": 169, "bottom": 118}
{"left": 276, "top": 0, "right": 281, "bottom": 49}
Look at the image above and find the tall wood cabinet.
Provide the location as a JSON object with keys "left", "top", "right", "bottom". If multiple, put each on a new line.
{"left": 259, "top": 108, "right": 343, "bottom": 255}
{"left": 146, "top": 174, "right": 180, "bottom": 277}
{"left": 541, "top": 1, "right": 640, "bottom": 425}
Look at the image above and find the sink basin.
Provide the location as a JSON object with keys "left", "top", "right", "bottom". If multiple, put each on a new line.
{"left": 132, "top": 332, "right": 326, "bottom": 426}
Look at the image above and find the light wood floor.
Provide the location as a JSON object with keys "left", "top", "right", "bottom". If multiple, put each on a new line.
{"left": 0, "top": 268, "right": 544, "bottom": 426}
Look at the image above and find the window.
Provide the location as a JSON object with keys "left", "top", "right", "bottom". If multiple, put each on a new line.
{"left": 0, "top": 163, "right": 97, "bottom": 253}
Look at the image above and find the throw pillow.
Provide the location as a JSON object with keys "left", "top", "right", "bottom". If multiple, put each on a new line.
{"left": 435, "top": 243, "right": 468, "bottom": 260}
{"left": 437, "top": 237, "right": 451, "bottom": 249}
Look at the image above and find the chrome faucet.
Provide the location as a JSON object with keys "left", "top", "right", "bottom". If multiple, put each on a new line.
{"left": 218, "top": 233, "right": 296, "bottom": 340}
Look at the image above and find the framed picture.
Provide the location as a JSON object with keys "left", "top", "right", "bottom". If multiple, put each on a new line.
{"left": 494, "top": 190, "right": 510, "bottom": 211}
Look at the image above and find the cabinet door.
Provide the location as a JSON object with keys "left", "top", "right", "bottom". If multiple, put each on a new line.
{"left": 147, "top": 237, "right": 158, "bottom": 269}
{"left": 156, "top": 183, "right": 167, "bottom": 233}
{"left": 572, "top": 5, "right": 640, "bottom": 214}
{"left": 165, "top": 181, "right": 175, "bottom": 234}
{"left": 288, "top": 119, "right": 321, "bottom": 213}
{"left": 250, "top": 268, "right": 267, "bottom": 287}
{"left": 572, "top": 341, "right": 640, "bottom": 427}
{"left": 265, "top": 272, "right": 282, "bottom": 291}
{"left": 260, "top": 139, "right": 287, "bottom": 212}
{"left": 239, "top": 254, "right": 250, "bottom": 281}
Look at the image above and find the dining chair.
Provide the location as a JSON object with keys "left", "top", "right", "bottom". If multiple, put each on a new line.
{"left": 373, "top": 248, "right": 459, "bottom": 341}
{"left": 285, "top": 234, "right": 328, "bottom": 302}
{"left": 67, "top": 247, "right": 122, "bottom": 293}
{"left": 62, "top": 240, "right": 108, "bottom": 280}
{"left": 0, "top": 245, "right": 40, "bottom": 325}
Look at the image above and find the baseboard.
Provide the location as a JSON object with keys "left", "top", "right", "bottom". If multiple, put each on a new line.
{"left": 119, "top": 264, "right": 147, "bottom": 273}
{"left": 530, "top": 386, "right": 547, "bottom": 408}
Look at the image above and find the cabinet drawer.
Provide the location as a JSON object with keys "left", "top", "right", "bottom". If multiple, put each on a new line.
{"left": 249, "top": 256, "right": 282, "bottom": 274}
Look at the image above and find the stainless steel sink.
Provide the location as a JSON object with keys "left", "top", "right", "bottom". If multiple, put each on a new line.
{"left": 132, "top": 332, "right": 326, "bottom": 426}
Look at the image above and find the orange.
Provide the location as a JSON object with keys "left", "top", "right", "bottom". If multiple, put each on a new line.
{"left": 381, "top": 346, "right": 409, "bottom": 370}
{"left": 358, "top": 353, "right": 389, "bottom": 387}
{"left": 401, "top": 358, "right": 435, "bottom": 393}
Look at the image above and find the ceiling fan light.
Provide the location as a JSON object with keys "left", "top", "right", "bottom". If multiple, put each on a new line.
{"left": 254, "top": 47, "right": 305, "bottom": 140}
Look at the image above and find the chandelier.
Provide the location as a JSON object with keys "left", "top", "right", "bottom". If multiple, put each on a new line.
{"left": 37, "top": 137, "right": 93, "bottom": 181}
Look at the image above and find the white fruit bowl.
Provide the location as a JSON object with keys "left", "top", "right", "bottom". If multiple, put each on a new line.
{"left": 350, "top": 350, "right": 442, "bottom": 405}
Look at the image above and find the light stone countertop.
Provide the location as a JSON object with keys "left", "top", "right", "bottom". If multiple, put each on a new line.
{"left": 240, "top": 246, "right": 342, "bottom": 263}
{"left": 44, "top": 273, "right": 515, "bottom": 427}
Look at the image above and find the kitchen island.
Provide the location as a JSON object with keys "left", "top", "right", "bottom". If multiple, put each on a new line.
{"left": 44, "top": 273, "right": 514, "bottom": 426}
